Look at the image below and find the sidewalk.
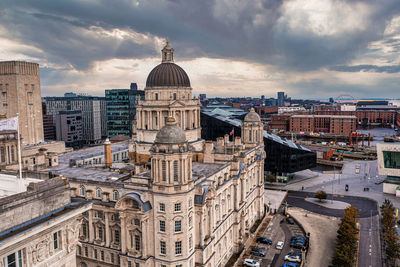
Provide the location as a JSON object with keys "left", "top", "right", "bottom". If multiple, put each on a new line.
{"left": 288, "top": 207, "right": 340, "bottom": 267}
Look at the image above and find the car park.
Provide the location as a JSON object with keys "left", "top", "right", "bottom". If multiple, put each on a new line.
{"left": 250, "top": 247, "right": 266, "bottom": 257}
{"left": 276, "top": 241, "right": 284, "bottom": 250}
{"left": 284, "top": 252, "right": 302, "bottom": 263}
{"left": 243, "top": 258, "right": 260, "bottom": 267}
{"left": 256, "top": 237, "right": 272, "bottom": 245}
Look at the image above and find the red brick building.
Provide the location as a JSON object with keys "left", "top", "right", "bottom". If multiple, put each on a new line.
{"left": 270, "top": 114, "right": 291, "bottom": 131}
{"left": 314, "top": 110, "right": 398, "bottom": 126}
{"left": 290, "top": 115, "right": 356, "bottom": 134}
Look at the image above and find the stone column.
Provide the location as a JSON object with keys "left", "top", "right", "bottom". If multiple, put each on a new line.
{"left": 105, "top": 212, "right": 111, "bottom": 247}
{"left": 142, "top": 219, "right": 147, "bottom": 257}
{"left": 88, "top": 210, "right": 94, "bottom": 242}
{"left": 149, "top": 111, "right": 153, "bottom": 130}
{"left": 120, "top": 213, "right": 127, "bottom": 254}
{"left": 241, "top": 178, "right": 245, "bottom": 203}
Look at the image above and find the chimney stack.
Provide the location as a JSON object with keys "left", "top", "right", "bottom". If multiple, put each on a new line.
{"left": 104, "top": 138, "right": 112, "bottom": 168}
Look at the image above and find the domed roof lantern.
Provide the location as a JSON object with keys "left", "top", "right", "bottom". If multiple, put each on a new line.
{"left": 162, "top": 38, "right": 174, "bottom": 63}
{"left": 244, "top": 108, "right": 261, "bottom": 122}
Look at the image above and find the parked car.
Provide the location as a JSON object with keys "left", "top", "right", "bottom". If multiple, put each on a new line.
{"left": 244, "top": 258, "right": 260, "bottom": 267}
{"left": 276, "top": 241, "right": 284, "bottom": 250}
{"left": 256, "top": 237, "right": 272, "bottom": 245}
{"left": 290, "top": 236, "right": 307, "bottom": 248}
{"left": 284, "top": 252, "right": 302, "bottom": 263}
{"left": 282, "top": 263, "right": 298, "bottom": 267}
{"left": 250, "top": 247, "right": 266, "bottom": 257}
{"left": 286, "top": 217, "right": 295, "bottom": 224}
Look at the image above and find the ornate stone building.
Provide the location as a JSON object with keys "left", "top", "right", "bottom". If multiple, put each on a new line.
{"left": 0, "top": 178, "right": 90, "bottom": 267}
{"left": 68, "top": 41, "right": 265, "bottom": 267}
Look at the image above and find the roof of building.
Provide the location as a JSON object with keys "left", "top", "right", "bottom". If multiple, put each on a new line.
{"left": 146, "top": 63, "right": 191, "bottom": 88}
{"left": 155, "top": 117, "right": 186, "bottom": 144}
{"left": 145, "top": 41, "right": 190, "bottom": 88}
{"left": 244, "top": 108, "right": 261, "bottom": 122}
{"left": 291, "top": 115, "right": 357, "bottom": 119}
{"left": 201, "top": 109, "right": 311, "bottom": 152}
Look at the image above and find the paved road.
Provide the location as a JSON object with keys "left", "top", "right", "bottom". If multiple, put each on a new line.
{"left": 286, "top": 191, "right": 382, "bottom": 267}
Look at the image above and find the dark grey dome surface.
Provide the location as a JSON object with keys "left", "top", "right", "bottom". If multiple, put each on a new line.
{"left": 244, "top": 108, "right": 261, "bottom": 122}
{"left": 155, "top": 117, "right": 187, "bottom": 144}
{"left": 146, "top": 63, "right": 191, "bottom": 88}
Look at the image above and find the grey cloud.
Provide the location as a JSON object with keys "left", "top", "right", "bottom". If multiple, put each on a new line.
{"left": 330, "top": 64, "right": 400, "bottom": 73}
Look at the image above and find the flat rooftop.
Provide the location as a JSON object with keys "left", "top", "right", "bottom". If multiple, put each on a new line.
{"left": 58, "top": 141, "right": 129, "bottom": 163}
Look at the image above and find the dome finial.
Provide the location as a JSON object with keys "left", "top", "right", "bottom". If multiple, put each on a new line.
{"left": 162, "top": 38, "right": 174, "bottom": 63}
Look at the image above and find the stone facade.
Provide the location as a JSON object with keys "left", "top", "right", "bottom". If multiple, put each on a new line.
{"left": 0, "top": 61, "right": 44, "bottom": 145}
{"left": 0, "top": 178, "right": 91, "bottom": 267}
{"left": 67, "top": 42, "right": 266, "bottom": 267}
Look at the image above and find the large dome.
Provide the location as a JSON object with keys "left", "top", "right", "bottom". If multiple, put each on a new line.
{"left": 146, "top": 63, "right": 190, "bottom": 88}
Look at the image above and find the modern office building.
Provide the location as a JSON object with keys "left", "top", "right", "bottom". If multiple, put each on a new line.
{"left": 44, "top": 95, "right": 107, "bottom": 144}
{"left": 377, "top": 143, "right": 400, "bottom": 196}
{"left": 0, "top": 61, "right": 44, "bottom": 145}
{"left": 56, "top": 110, "right": 83, "bottom": 148}
{"left": 277, "top": 91, "right": 285, "bottom": 107}
{"left": 105, "top": 83, "right": 144, "bottom": 137}
{"left": 201, "top": 109, "right": 316, "bottom": 174}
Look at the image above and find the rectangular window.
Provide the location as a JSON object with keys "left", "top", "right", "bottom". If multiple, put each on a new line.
{"left": 115, "top": 230, "right": 120, "bottom": 243}
{"left": 78, "top": 246, "right": 81, "bottom": 255}
{"left": 53, "top": 232, "right": 59, "bottom": 250}
{"left": 6, "top": 250, "right": 23, "bottom": 267}
{"left": 135, "top": 235, "right": 141, "bottom": 251}
{"left": 111, "top": 253, "right": 114, "bottom": 263}
{"left": 175, "top": 221, "right": 182, "bottom": 232}
{"left": 160, "top": 203, "right": 165, "bottom": 212}
{"left": 101, "top": 250, "right": 104, "bottom": 260}
{"left": 85, "top": 247, "right": 88, "bottom": 256}
{"left": 174, "top": 203, "right": 181, "bottom": 212}
{"left": 189, "top": 236, "right": 192, "bottom": 250}
{"left": 175, "top": 241, "right": 182, "bottom": 255}
{"left": 160, "top": 241, "right": 166, "bottom": 255}
{"left": 135, "top": 263, "right": 140, "bottom": 267}
{"left": 98, "top": 227, "right": 103, "bottom": 240}
{"left": 82, "top": 224, "right": 87, "bottom": 236}
{"left": 128, "top": 261, "right": 132, "bottom": 267}
{"left": 162, "top": 161, "right": 167, "bottom": 181}
{"left": 383, "top": 151, "right": 400, "bottom": 169}
{"left": 189, "top": 216, "right": 192, "bottom": 228}
{"left": 94, "top": 249, "right": 97, "bottom": 259}
{"left": 160, "top": 220, "right": 166, "bottom": 232}
{"left": 173, "top": 160, "right": 179, "bottom": 181}
{"left": 188, "top": 198, "right": 192, "bottom": 208}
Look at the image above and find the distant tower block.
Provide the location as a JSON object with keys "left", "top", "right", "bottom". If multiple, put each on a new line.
{"left": 0, "top": 61, "right": 44, "bottom": 145}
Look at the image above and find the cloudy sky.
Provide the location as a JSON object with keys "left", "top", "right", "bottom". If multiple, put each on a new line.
{"left": 1, "top": 0, "right": 400, "bottom": 99}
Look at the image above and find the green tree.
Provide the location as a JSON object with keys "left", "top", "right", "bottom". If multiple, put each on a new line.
{"left": 332, "top": 205, "right": 359, "bottom": 267}
{"left": 380, "top": 199, "right": 400, "bottom": 266}
{"left": 315, "top": 190, "right": 327, "bottom": 202}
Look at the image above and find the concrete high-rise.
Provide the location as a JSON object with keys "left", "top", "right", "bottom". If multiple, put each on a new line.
{"left": 277, "top": 91, "right": 285, "bottom": 107}
{"left": 0, "top": 61, "right": 44, "bottom": 145}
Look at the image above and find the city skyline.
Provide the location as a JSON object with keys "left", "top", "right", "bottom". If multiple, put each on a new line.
{"left": 0, "top": 0, "right": 400, "bottom": 98}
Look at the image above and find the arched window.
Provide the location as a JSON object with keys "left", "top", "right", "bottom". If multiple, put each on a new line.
{"left": 155, "top": 93, "right": 158, "bottom": 100}
{"left": 112, "top": 190, "right": 119, "bottom": 201}
{"left": 95, "top": 188, "right": 102, "bottom": 198}
{"left": 173, "top": 93, "right": 177, "bottom": 100}
{"left": 173, "top": 160, "right": 179, "bottom": 182}
{"left": 249, "top": 130, "right": 252, "bottom": 142}
{"left": 80, "top": 185, "right": 86, "bottom": 196}
{"left": 81, "top": 263, "right": 87, "bottom": 267}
